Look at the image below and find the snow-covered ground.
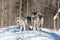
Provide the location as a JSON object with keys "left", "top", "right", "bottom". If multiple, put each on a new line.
{"left": 0, "top": 26, "right": 60, "bottom": 40}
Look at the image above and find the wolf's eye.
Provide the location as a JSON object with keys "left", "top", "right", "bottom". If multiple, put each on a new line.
{"left": 18, "top": 21, "right": 19, "bottom": 23}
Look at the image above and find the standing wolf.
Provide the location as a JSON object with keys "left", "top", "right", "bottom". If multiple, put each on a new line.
{"left": 32, "top": 11, "right": 43, "bottom": 30}
{"left": 16, "top": 17, "right": 26, "bottom": 32}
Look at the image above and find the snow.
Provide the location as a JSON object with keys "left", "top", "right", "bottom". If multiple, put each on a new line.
{"left": 0, "top": 26, "right": 60, "bottom": 40}
{"left": 23, "top": 30, "right": 54, "bottom": 40}
{"left": 0, "top": 32, "right": 20, "bottom": 40}
{"left": 0, "top": 25, "right": 20, "bottom": 33}
{"left": 25, "top": 36, "right": 53, "bottom": 40}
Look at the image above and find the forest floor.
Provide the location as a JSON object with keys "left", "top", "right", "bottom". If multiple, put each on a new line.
{"left": 0, "top": 25, "right": 60, "bottom": 40}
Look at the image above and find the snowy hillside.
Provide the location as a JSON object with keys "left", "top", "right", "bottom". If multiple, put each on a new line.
{"left": 0, "top": 26, "right": 60, "bottom": 40}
